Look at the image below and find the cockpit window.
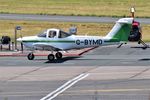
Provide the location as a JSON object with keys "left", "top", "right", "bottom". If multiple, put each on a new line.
{"left": 37, "top": 30, "right": 47, "bottom": 37}
{"left": 59, "top": 31, "right": 71, "bottom": 38}
{"left": 48, "top": 31, "right": 57, "bottom": 38}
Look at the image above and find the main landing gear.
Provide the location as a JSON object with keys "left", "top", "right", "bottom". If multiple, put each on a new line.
{"left": 27, "top": 52, "right": 63, "bottom": 61}
{"left": 47, "top": 52, "right": 62, "bottom": 61}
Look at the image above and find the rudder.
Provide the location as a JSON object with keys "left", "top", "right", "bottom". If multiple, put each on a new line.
{"left": 105, "top": 18, "right": 133, "bottom": 42}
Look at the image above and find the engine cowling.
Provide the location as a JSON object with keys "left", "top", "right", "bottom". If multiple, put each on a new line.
{"left": 128, "top": 21, "right": 142, "bottom": 42}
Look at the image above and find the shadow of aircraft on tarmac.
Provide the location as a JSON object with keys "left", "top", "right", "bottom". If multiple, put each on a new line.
{"left": 139, "top": 58, "right": 150, "bottom": 61}
{"left": 44, "top": 56, "right": 80, "bottom": 63}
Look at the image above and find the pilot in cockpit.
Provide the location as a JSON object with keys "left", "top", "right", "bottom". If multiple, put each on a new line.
{"left": 49, "top": 31, "right": 56, "bottom": 38}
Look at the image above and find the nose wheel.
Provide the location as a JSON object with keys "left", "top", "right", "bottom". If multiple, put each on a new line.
{"left": 27, "top": 53, "right": 35, "bottom": 60}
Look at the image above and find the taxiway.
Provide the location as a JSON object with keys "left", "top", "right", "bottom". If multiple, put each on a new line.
{"left": 0, "top": 14, "right": 150, "bottom": 24}
{"left": 0, "top": 43, "right": 150, "bottom": 100}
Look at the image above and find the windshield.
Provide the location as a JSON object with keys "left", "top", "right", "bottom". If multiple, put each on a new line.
{"left": 59, "top": 30, "right": 71, "bottom": 38}
{"left": 37, "top": 30, "right": 47, "bottom": 37}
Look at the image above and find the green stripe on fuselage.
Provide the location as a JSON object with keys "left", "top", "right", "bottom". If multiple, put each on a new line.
{"left": 22, "top": 40, "right": 75, "bottom": 43}
{"left": 23, "top": 40, "right": 75, "bottom": 43}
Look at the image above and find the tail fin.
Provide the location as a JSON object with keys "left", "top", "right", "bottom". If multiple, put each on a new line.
{"left": 105, "top": 18, "right": 133, "bottom": 42}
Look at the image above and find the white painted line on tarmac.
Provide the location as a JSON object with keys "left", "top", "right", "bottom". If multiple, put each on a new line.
{"left": 40, "top": 73, "right": 89, "bottom": 100}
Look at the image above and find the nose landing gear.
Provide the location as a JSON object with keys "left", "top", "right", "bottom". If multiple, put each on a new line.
{"left": 27, "top": 53, "right": 35, "bottom": 60}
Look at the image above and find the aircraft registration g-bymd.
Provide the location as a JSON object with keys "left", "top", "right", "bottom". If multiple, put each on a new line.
{"left": 17, "top": 18, "right": 133, "bottom": 61}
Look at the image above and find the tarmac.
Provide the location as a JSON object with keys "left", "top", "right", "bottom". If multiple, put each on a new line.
{"left": 0, "top": 46, "right": 97, "bottom": 57}
{"left": 0, "top": 43, "right": 150, "bottom": 100}
{"left": 0, "top": 14, "right": 150, "bottom": 24}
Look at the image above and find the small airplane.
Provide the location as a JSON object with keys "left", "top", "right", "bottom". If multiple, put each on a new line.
{"left": 17, "top": 17, "right": 134, "bottom": 61}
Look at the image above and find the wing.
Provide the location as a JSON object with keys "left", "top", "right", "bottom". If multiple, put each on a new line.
{"left": 33, "top": 43, "right": 62, "bottom": 51}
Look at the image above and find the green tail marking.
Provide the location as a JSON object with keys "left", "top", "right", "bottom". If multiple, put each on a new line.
{"left": 112, "top": 24, "right": 132, "bottom": 41}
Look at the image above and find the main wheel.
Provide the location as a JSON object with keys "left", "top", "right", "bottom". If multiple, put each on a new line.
{"left": 27, "top": 53, "right": 35, "bottom": 60}
{"left": 48, "top": 54, "right": 55, "bottom": 61}
{"left": 55, "top": 52, "right": 62, "bottom": 59}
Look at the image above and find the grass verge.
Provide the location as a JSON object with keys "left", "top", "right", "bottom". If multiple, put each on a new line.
{"left": 0, "top": 0, "right": 150, "bottom": 18}
{"left": 0, "top": 20, "right": 150, "bottom": 42}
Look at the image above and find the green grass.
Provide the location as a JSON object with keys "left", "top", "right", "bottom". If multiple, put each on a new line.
{"left": 0, "top": 0, "right": 150, "bottom": 17}
{"left": 0, "top": 20, "right": 111, "bottom": 40}
{"left": 0, "top": 20, "right": 150, "bottom": 41}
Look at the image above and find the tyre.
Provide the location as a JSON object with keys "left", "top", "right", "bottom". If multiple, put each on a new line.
{"left": 55, "top": 52, "right": 62, "bottom": 59}
{"left": 27, "top": 53, "right": 34, "bottom": 60}
{"left": 48, "top": 54, "right": 55, "bottom": 61}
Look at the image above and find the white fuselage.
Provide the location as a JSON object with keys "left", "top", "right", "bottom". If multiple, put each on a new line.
{"left": 19, "top": 35, "right": 119, "bottom": 51}
{"left": 17, "top": 18, "right": 134, "bottom": 51}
